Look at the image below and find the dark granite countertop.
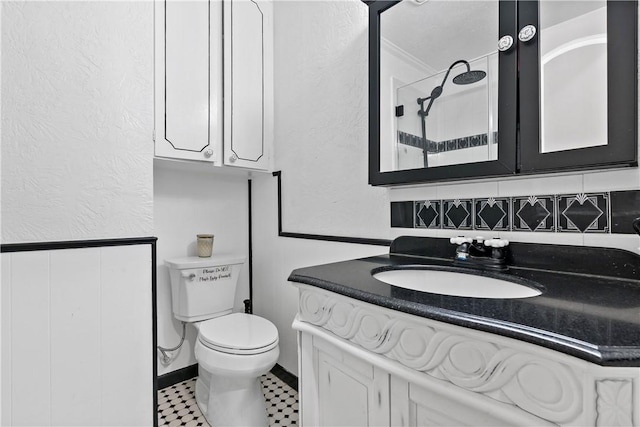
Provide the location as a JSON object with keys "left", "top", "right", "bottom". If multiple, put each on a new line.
{"left": 289, "top": 237, "right": 640, "bottom": 367}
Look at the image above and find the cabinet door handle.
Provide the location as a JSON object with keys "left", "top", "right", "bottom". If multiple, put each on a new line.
{"left": 204, "top": 149, "right": 213, "bottom": 158}
{"left": 498, "top": 35, "right": 514, "bottom": 52}
{"left": 518, "top": 25, "right": 537, "bottom": 43}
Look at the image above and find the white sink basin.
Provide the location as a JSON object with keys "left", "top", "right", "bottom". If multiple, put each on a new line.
{"left": 373, "top": 269, "right": 541, "bottom": 299}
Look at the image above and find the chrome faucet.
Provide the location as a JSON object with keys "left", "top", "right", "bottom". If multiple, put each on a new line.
{"left": 450, "top": 236, "right": 509, "bottom": 270}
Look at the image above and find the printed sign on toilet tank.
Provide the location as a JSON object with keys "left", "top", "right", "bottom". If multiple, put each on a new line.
{"left": 198, "top": 265, "right": 232, "bottom": 283}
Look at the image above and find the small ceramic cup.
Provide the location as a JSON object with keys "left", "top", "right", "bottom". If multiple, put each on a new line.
{"left": 196, "top": 234, "right": 214, "bottom": 257}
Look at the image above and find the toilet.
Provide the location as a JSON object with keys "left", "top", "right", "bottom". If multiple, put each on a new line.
{"left": 165, "top": 254, "right": 279, "bottom": 427}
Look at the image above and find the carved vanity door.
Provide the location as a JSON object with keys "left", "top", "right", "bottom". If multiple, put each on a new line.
{"left": 390, "top": 376, "right": 556, "bottom": 426}
{"left": 313, "top": 336, "right": 390, "bottom": 426}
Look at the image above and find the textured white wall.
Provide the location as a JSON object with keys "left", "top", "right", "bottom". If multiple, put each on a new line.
{"left": 253, "top": 0, "right": 395, "bottom": 375}
{"left": 1, "top": 1, "right": 154, "bottom": 243}
{"left": 1, "top": 3, "right": 155, "bottom": 423}
{"left": 154, "top": 160, "right": 251, "bottom": 376}
{"left": 253, "top": 0, "right": 640, "bottom": 376}
{"left": 252, "top": 173, "right": 385, "bottom": 374}
{"left": 274, "top": 0, "right": 389, "bottom": 239}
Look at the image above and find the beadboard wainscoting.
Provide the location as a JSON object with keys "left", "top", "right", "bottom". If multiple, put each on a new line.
{"left": 1, "top": 240, "right": 155, "bottom": 426}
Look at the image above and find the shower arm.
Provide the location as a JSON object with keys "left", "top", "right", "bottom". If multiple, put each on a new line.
{"left": 440, "top": 59, "right": 471, "bottom": 86}
{"left": 418, "top": 59, "right": 471, "bottom": 118}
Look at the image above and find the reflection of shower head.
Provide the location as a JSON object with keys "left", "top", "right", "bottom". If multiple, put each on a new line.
{"left": 453, "top": 69, "right": 486, "bottom": 85}
{"left": 416, "top": 59, "right": 486, "bottom": 118}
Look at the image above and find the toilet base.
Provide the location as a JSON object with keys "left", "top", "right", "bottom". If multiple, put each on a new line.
{"left": 195, "top": 367, "right": 269, "bottom": 427}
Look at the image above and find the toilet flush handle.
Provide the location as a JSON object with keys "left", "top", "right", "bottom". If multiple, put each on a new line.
{"left": 181, "top": 272, "right": 196, "bottom": 281}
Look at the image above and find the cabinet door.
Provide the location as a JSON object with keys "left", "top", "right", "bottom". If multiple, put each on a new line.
{"left": 223, "top": 0, "right": 273, "bottom": 170}
{"left": 312, "top": 336, "right": 390, "bottom": 426}
{"left": 368, "top": 0, "right": 518, "bottom": 185}
{"left": 154, "top": 0, "right": 223, "bottom": 163}
{"left": 518, "top": 0, "right": 637, "bottom": 172}
{"left": 390, "top": 377, "right": 553, "bottom": 427}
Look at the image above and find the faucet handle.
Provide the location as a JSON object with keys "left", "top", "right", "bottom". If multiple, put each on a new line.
{"left": 484, "top": 238, "right": 509, "bottom": 248}
{"left": 450, "top": 236, "right": 473, "bottom": 245}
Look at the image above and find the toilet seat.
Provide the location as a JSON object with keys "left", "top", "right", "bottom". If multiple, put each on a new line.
{"left": 198, "top": 313, "right": 279, "bottom": 355}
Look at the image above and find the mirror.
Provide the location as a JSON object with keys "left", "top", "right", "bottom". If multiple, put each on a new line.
{"left": 517, "top": 0, "right": 636, "bottom": 173}
{"left": 539, "top": 0, "right": 607, "bottom": 153}
{"left": 369, "top": 0, "right": 517, "bottom": 185}
{"left": 380, "top": 0, "right": 499, "bottom": 172}
{"left": 369, "top": 0, "right": 636, "bottom": 185}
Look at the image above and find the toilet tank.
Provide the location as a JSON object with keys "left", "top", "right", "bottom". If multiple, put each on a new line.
{"left": 165, "top": 254, "right": 246, "bottom": 322}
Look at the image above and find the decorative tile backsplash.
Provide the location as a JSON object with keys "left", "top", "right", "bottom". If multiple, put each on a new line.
{"left": 475, "top": 197, "right": 510, "bottom": 231}
{"left": 442, "top": 199, "right": 473, "bottom": 230}
{"left": 557, "top": 193, "right": 609, "bottom": 233}
{"left": 512, "top": 195, "right": 555, "bottom": 232}
{"left": 391, "top": 190, "right": 640, "bottom": 234}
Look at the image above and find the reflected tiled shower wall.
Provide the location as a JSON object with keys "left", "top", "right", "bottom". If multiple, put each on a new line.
{"left": 391, "top": 190, "right": 640, "bottom": 234}
{"left": 398, "top": 131, "right": 497, "bottom": 154}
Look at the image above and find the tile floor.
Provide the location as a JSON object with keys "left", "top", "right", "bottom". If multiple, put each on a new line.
{"left": 158, "top": 373, "right": 299, "bottom": 426}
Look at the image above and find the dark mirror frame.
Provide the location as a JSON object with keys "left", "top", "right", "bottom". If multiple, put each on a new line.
{"left": 368, "top": 0, "right": 518, "bottom": 186}
{"left": 367, "top": 0, "right": 638, "bottom": 186}
{"left": 518, "top": 0, "right": 638, "bottom": 173}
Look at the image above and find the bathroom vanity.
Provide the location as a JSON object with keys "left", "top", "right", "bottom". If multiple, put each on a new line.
{"left": 289, "top": 237, "right": 640, "bottom": 426}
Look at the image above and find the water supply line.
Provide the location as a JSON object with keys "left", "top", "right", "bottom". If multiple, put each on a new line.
{"left": 158, "top": 321, "right": 187, "bottom": 364}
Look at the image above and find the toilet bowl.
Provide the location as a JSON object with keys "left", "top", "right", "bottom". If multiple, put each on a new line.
{"left": 165, "top": 255, "right": 280, "bottom": 427}
{"left": 193, "top": 313, "right": 280, "bottom": 427}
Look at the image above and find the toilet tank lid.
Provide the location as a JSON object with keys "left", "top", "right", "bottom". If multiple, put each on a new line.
{"left": 165, "top": 254, "right": 246, "bottom": 270}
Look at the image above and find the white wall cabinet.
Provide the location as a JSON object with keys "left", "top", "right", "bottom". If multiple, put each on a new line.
{"left": 223, "top": 0, "right": 273, "bottom": 170}
{"left": 154, "top": 0, "right": 272, "bottom": 170}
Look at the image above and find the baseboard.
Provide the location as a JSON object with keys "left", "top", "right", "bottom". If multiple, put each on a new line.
{"left": 157, "top": 363, "right": 298, "bottom": 392}
{"left": 157, "top": 364, "right": 198, "bottom": 390}
{"left": 271, "top": 364, "right": 298, "bottom": 391}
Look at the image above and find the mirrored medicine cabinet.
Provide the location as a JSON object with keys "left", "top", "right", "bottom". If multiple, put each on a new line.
{"left": 368, "top": 0, "right": 638, "bottom": 186}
